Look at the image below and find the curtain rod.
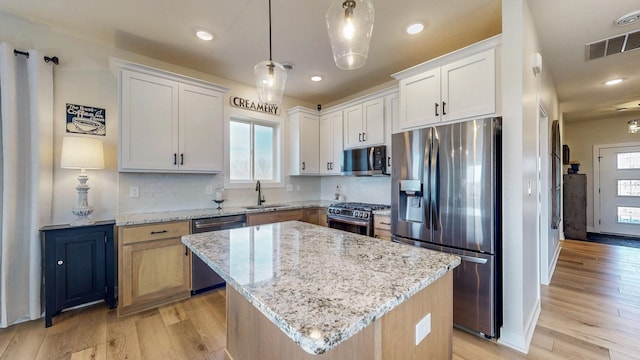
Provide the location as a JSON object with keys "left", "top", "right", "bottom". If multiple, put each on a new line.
{"left": 13, "top": 49, "right": 59, "bottom": 65}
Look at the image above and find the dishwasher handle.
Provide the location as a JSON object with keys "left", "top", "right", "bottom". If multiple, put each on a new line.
{"left": 194, "top": 220, "right": 246, "bottom": 230}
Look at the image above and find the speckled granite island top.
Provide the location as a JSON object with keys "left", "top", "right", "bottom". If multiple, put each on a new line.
{"left": 181, "top": 221, "right": 460, "bottom": 355}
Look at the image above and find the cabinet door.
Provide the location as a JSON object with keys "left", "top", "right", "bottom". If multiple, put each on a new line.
{"left": 178, "top": 84, "right": 224, "bottom": 172}
{"left": 362, "top": 98, "right": 384, "bottom": 146}
{"left": 299, "top": 113, "right": 320, "bottom": 174}
{"left": 343, "top": 104, "right": 363, "bottom": 149}
{"left": 120, "top": 237, "right": 190, "bottom": 315}
{"left": 120, "top": 70, "right": 179, "bottom": 171}
{"left": 55, "top": 231, "right": 106, "bottom": 310}
{"left": 320, "top": 111, "right": 343, "bottom": 174}
{"left": 441, "top": 48, "right": 495, "bottom": 122}
{"left": 399, "top": 68, "right": 441, "bottom": 130}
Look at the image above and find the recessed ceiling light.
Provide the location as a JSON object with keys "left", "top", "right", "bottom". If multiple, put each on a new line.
{"left": 196, "top": 30, "right": 214, "bottom": 41}
{"left": 605, "top": 78, "right": 623, "bottom": 86}
{"left": 406, "top": 22, "right": 424, "bottom": 35}
{"left": 310, "top": 75, "right": 323, "bottom": 82}
{"left": 616, "top": 10, "right": 640, "bottom": 26}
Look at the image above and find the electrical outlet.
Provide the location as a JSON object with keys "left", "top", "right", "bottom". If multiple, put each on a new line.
{"left": 286, "top": 184, "right": 293, "bottom": 192}
{"left": 206, "top": 185, "right": 213, "bottom": 195}
{"left": 415, "top": 313, "right": 431, "bottom": 345}
{"left": 129, "top": 186, "right": 140, "bottom": 198}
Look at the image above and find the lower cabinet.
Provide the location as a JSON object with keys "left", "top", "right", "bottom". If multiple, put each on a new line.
{"left": 41, "top": 220, "right": 116, "bottom": 327}
{"left": 374, "top": 214, "right": 392, "bottom": 241}
{"left": 247, "top": 208, "right": 328, "bottom": 227}
{"left": 117, "top": 220, "right": 191, "bottom": 316}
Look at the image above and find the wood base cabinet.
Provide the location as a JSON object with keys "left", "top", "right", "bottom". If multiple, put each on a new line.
{"left": 41, "top": 220, "right": 116, "bottom": 327}
{"left": 118, "top": 221, "right": 191, "bottom": 316}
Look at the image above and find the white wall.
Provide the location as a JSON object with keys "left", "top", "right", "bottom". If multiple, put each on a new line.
{"left": 500, "top": 0, "right": 559, "bottom": 353}
{"left": 564, "top": 115, "right": 640, "bottom": 231}
{"left": 0, "top": 11, "right": 320, "bottom": 222}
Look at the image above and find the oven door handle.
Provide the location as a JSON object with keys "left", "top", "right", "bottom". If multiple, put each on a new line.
{"left": 327, "top": 216, "right": 370, "bottom": 227}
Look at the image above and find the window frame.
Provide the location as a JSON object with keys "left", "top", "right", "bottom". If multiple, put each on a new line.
{"left": 225, "top": 113, "right": 284, "bottom": 189}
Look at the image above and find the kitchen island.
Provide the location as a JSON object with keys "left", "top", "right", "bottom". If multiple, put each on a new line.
{"left": 182, "top": 221, "right": 460, "bottom": 359}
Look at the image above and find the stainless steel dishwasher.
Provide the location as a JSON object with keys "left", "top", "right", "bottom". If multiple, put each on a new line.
{"left": 191, "top": 214, "right": 246, "bottom": 294}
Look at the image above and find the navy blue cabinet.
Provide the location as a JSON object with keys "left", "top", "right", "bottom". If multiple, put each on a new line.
{"left": 41, "top": 220, "right": 116, "bottom": 327}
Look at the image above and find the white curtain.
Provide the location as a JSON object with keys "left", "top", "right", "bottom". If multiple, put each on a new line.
{"left": 0, "top": 43, "right": 53, "bottom": 327}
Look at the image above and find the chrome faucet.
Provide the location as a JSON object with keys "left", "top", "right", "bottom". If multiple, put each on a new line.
{"left": 255, "top": 180, "right": 265, "bottom": 205}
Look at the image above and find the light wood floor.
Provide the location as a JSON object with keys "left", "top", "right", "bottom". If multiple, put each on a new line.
{"left": 1, "top": 239, "right": 639, "bottom": 359}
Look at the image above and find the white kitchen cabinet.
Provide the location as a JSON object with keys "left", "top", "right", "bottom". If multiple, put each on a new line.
{"left": 343, "top": 98, "right": 385, "bottom": 149}
{"left": 397, "top": 48, "right": 496, "bottom": 131}
{"left": 117, "top": 62, "right": 228, "bottom": 173}
{"left": 319, "top": 111, "right": 343, "bottom": 174}
{"left": 288, "top": 107, "right": 319, "bottom": 175}
{"left": 384, "top": 92, "right": 399, "bottom": 175}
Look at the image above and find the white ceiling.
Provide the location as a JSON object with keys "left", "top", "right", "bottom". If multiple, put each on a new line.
{"left": 529, "top": 0, "right": 640, "bottom": 122}
{"left": 2, "top": 1, "right": 638, "bottom": 121}
{"left": 0, "top": 0, "right": 500, "bottom": 105}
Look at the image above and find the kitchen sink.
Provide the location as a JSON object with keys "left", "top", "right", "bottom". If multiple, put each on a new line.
{"left": 244, "top": 204, "right": 289, "bottom": 210}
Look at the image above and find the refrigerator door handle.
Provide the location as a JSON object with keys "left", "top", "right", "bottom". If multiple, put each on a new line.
{"left": 430, "top": 136, "right": 440, "bottom": 230}
{"left": 459, "top": 255, "right": 488, "bottom": 264}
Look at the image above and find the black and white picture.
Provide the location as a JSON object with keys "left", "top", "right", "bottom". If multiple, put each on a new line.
{"left": 66, "top": 103, "right": 106, "bottom": 136}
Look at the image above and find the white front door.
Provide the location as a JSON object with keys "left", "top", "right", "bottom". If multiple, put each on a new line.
{"left": 599, "top": 145, "right": 640, "bottom": 236}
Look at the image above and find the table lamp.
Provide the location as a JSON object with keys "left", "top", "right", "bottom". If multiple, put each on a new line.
{"left": 61, "top": 136, "right": 104, "bottom": 226}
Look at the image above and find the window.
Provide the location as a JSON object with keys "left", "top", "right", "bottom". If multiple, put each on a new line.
{"left": 229, "top": 118, "right": 280, "bottom": 184}
{"left": 617, "top": 180, "right": 640, "bottom": 196}
{"left": 617, "top": 152, "right": 640, "bottom": 169}
{"left": 618, "top": 206, "right": 640, "bottom": 224}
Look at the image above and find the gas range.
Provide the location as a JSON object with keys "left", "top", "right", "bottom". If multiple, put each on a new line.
{"left": 326, "top": 202, "right": 390, "bottom": 236}
{"left": 327, "top": 202, "right": 390, "bottom": 220}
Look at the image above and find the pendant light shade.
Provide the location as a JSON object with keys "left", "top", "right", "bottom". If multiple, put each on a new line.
{"left": 255, "top": 60, "right": 287, "bottom": 105}
{"left": 254, "top": 0, "right": 287, "bottom": 105}
{"left": 326, "top": 0, "right": 375, "bottom": 70}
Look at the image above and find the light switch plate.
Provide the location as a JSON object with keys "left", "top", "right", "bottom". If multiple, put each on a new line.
{"left": 415, "top": 313, "right": 431, "bottom": 345}
{"left": 129, "top": 186, "right": 140, "bottom": 198}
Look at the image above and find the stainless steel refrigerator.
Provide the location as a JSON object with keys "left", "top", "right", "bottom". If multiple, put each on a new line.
{"left": 391, "top": 117, "right": 502, "bottom": 338}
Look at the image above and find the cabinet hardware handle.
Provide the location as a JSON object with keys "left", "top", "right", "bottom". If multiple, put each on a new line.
{"left": 57, "top": 260, "right": 64, "bottom": 265}
{"left": 330, "top": 162, "right": 333, "bottom": 170}
{"left": 173, "top": 153, "right": 177, "bottom": 165}
{"left": 363, "top": 132, "right": 366, "bottom": 142}
{"left": 387, "top": 156, "right": 391, "bottom": 167}
{"left": 327, "top": 162, "right": 329, "bottom": 170}
{"left": 180, "top": 154, "right": 184, "bottom": 165}
{"left": 150, "top": 230, "right": 168, "bottom": 235}
{"left": 374, "top": 235, "right": 379, "bottom": 238}
{"left": 380, "top": 222, "right": 391, "bottom": 225}
{"left": 435, "top": 102, "right": 439, "bottom": 116}
{"left": 302, "top": 161, "right": 306, "bottom": 170}
{"left": 185, "top": 246, "right": 188, "bottom": 256}
{"left": 359, "top": 133, "right": 362, "bottom": 142}
{"left": 442, "top": 101, "right": 447, "bottom": 115}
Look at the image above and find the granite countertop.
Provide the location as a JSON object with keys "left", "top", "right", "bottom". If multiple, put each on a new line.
{"left": 115, "top": 200, "right": 336, "bottom": 226}
{"left": 182, "top": 221, "right": 460, "bottom": 355}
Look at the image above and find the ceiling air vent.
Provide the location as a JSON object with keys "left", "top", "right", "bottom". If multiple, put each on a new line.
{"left": 586, "top": 29, "right": 640, "bottom": 60}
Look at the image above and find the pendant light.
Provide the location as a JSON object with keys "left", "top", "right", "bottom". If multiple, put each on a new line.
{"left": 254, "top": 0, "right": 287, "bottom": 105}
{"left": 325, "top": 0, "right": 375, "bottom": 70}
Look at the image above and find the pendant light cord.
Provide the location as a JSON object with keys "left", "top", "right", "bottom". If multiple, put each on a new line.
{"left": 268, "top": 0, "right": 273, "bottom": 62}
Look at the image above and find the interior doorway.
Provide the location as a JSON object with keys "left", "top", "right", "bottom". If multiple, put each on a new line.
{"left": 595, "top": 143, "right": 640, "bottom": 237}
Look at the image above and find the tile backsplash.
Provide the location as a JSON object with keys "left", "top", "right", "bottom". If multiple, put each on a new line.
{"left": 320, "top": 176, "right": 391, "bottom": 205}
{"left": 118, "top": 173, "right": 322, "bottom": 214}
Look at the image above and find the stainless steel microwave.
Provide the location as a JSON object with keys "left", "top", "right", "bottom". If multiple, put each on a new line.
{"left": 342, "top": 145, "right": 387, "bottom": 176}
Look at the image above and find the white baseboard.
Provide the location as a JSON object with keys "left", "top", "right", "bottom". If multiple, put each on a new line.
{"left": 587, "top": 226, "right": 596, "bottom": 233}
{"left": 498, "top": 299, "right": 541, "bottom": 354}
{"left": 547, "top": 243, "right": 561, "bottom": 283}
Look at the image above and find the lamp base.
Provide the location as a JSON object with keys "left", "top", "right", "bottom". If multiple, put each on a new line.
{"left": 70, "top": 171, "right": 95, "bottom": 226}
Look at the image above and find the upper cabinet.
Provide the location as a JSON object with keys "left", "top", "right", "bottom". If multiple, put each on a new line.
{"left": 393, "top": 36, "right": 501, "bottom": 132}
{"left": 288, "top": 107, "right": 320, "bottom": 175}
{"left": 319, "top": 111, "right": 343, "bottom": 174}
{"left": 343, "top": 98, "right": 385, "bottom": 149}
{"left": 114, "top": 59, "right": 228, "bottom": 173}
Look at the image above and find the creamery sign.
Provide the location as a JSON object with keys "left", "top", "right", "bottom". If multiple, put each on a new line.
{"left": 230, "top": 96, "right": 280, "bottom": 115}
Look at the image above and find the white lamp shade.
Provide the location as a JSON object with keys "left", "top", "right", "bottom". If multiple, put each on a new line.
{"left": 254, "top": 60, "right": 288, "bottom": 105}
{"left": 326, "top": 0, "right": 375, "bottom": 70}
{"left": 61, "top": 136, "right": 105, "bottom": 170}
